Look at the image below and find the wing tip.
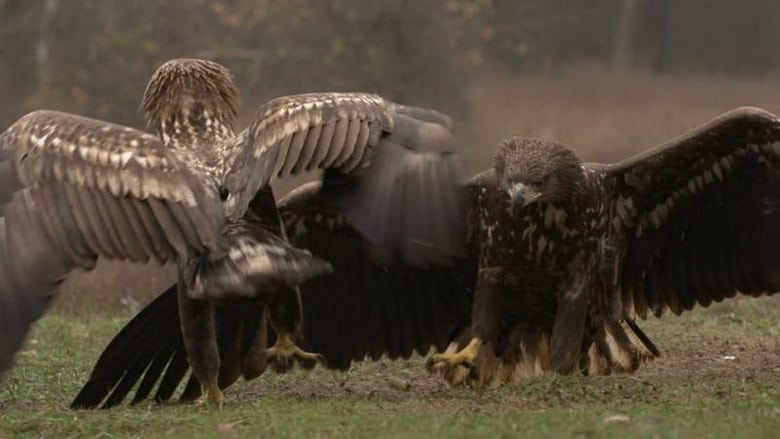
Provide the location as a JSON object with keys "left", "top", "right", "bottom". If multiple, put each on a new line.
{"left": 721, "top": 106, "right": 778, "bottom": 121}
{"left": 394, "top": 105, "right": 454, "bottom": 131}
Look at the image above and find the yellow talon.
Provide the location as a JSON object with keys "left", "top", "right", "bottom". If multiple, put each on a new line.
{"left": 195, "top": 381, "right": 225, "bottom": 409}
{"left": 266, "top": 333, "right": 325, "bottom": 371}
{"left": 428, "top": 337, "right": 482, "bottom": 369}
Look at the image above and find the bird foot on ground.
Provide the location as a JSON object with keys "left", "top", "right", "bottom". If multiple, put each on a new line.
{"left": 194, "top": 382, "right": 224, "bottom": 409}
{"left": 265, "top": 334, "right": 326, "bottom": 372}
{"left": 425, "top": 337, "right": 482, "bottom": 385}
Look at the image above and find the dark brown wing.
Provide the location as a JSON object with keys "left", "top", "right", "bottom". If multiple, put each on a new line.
{"left": 282, "top": 182, "right": 475, "bottom": 370}
{"left": 603, "top": 107, "right": 780, "bottom": 319}
{"left": 225, "top": 93, "right": 465, "bottom": 267}
{"left": 0, "top": 110, "right": 225, "bottom": 374}
{"left": 70, "top": 287, "right": 268, "bottom": 409}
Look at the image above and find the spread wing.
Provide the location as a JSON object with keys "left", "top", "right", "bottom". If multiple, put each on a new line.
{"left": 603, "top": 107, "right": 780, "bottom": 319}
{"left": 71, "top": 181, "right": 477, "bottom": 409}
{"left": 0, "top": 110, "right": 225, "bottom": 374}
{"left": 225, "top": 92, "right": 465, "bottom": 266}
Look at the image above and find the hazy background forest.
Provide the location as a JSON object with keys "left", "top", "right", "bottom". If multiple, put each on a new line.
{"left": 1, "top": 0, "right": 779, "bottom": 311}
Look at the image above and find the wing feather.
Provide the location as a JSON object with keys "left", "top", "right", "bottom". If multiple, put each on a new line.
{"left": 99, "top": 191, "right": 147, "bottom": 263}
{"left": 309, "top": 120, "right": 337, "bottom": 170}
{"left": 118, "top": 198, "right": 156, "bottom": 260}
{"left": 336, "top": 118, "right": 363, "bottom": 167}
{"left": 63, "top": 184, "right": 105, "bottom": 257}
{"left": 90, "top": 188, "right": 128, "bottom": 257}
{"left": 321, "top": 118, "right": 350, "bottom": 168}
{"left": 605, "top": 107, "right": 780, "bottom": 319}
{"left": 341, "top": 119, "right": 371, "bottom": 173}
{"left": 131, "top": 199, "right": 176, "bottom": 262}
{"left": 271, "top": 134, "right": 293, "bottom": 178}
{"left": 282, "top": 182, "right": 475, "bottom": 366}
{"left": 281, "top": 130, "right": 309, "bottom": 176}
{"left": 146, "top": 198, "right": 190, "bottom": 257}
{"left": 292, "top": 123, "right": 322, "bottom": 174}
{"left": 35, "top": 185, "right": 78, "bottom": 262}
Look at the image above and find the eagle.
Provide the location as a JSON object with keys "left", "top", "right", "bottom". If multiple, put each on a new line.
{"left": 70, "top": 106, "right": 779, "bottom": 408}
{"left": 0, "top": 58, "right": 465, "bottom": 406}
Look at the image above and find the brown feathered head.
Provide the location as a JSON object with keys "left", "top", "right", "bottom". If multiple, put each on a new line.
{"left": 141, "top": 58, "right": 239, "bottom": 143}
{"left": 494, "top": 137, "right": 584, "bottom": 216}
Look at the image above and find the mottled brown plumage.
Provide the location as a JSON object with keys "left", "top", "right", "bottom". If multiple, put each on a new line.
{"left": 430, "top": 107, "right": 779, "bottom": 386}
{"left": 0, "top": 58, "right": 465, "bottom": 406}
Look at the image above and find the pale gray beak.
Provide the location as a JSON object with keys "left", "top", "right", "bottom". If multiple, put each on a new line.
{"left": 508, "top": 183, "right": 541, "bottom": 217}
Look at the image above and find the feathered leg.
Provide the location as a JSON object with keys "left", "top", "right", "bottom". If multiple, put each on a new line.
{"left": 549, "top": 275, "right": 589, "bottom": 374}
{"left": 245, "top": 186, "right": 325, "bottom": 372}
{"left": 178, "top": 262, "right": 224, "bottom": 408}
{"left": 426, "top": 267, "right": 503, "bottom": 384}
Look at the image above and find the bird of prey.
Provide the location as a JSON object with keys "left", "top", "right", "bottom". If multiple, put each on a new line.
{"left": 0, "top": 58, "right": 465, "bottom": 406}
{"left": 70, "top": 106, "right": 779, "bottom": 408}
{"left": 427, "top": 106, "right": 779, "bottom": 385}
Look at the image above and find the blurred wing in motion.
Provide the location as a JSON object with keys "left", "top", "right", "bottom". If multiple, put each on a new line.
{"left": 284, "top": 182, "right": 474, "bottom": 369}
{"left": 225, "top": 93, "right": 466, "bottom": 267}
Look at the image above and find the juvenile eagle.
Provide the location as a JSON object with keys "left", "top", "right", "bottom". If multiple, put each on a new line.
{"left": 70, "top": 107, "right": 779, "bottom": 408}
{"left": 0, "top": 58, "right": 464, "bottom": 406}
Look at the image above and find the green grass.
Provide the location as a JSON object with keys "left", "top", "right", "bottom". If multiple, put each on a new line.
{"left": 2, "top": 298, "right": 780, "bottom": 438}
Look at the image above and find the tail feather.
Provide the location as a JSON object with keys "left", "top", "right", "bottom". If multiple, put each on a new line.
{"left": 153, "top": 349, "right": 190, "bottom": 403}
{"left": 70, "top": 285, "right": 180, "bottom": 409}
{"left": 126, "top": 332, "right": 178, "bottom": 405}
{"left": 71, "top": 286, "right": 269, "bottom": 409}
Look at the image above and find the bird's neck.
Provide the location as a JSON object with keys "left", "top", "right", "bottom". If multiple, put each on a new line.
{"left": 157, "top": 107, "right": 235, "bottom": 151}
{"left": 155, "top": 106, "right": 236, "bottom": 181}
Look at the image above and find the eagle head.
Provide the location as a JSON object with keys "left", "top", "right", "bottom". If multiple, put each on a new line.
{"left": 141, "top": 58, "right": 239, "bottom": 140}
{"left": 494, "top": 137, "right": 584, "bottom": 218}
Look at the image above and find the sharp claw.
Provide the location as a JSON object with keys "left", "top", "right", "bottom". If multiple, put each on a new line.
{"left": 427, "top": 337, "right": 482, "bottom": 370}
{"left": 194, "top": 382, "right": 224, "bottom": 409}
{"left": 266, "top": 334, "right": 327, "bottom": 372}
{"left": 426, "top": 338, "right": 482, "bottom": 386}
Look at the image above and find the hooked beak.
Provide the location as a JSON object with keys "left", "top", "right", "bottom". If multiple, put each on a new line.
{"left": 508, "top": 183, "right": 542, "bottom": 217}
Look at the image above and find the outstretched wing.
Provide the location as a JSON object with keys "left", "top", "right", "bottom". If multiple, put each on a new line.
{"left": 71, "top": 181, "right": 477, "bottom": 408}
{"left": 224, "top": 92, "right": 465, "bottom": 266}
{"left": 603, "top": 107, "right": 780, "bottom": 319}
{"left": 0, "top": 110, "right": 225, "bottom": 373}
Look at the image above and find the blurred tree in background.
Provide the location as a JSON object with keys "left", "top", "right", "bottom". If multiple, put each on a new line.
{"left": 2, "top": 0, "right": 780, "bottom": 131}
{"left": 4, "top": 0, "right": 779, "bottom": 310}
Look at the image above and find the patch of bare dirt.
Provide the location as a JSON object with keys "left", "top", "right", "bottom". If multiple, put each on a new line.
{"left": 230, "top": 297, "right": 780, "bottom": 412}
